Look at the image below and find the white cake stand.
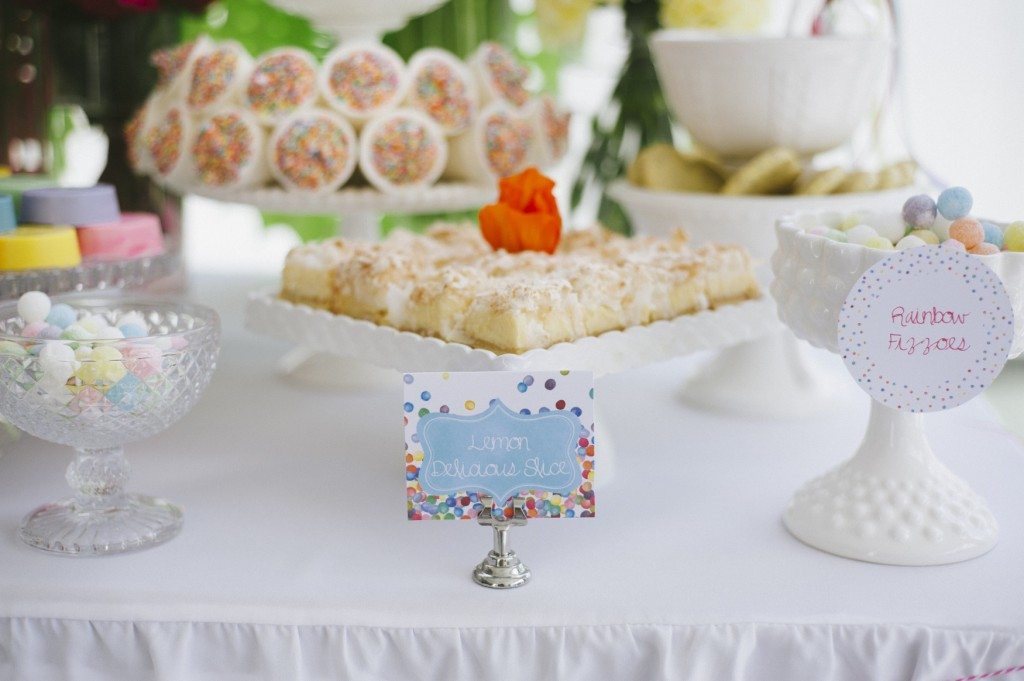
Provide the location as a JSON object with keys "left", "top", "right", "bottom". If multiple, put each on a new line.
{"left": 247, "top": 292, "right": 779, "bottom": 483}
{"left": 267, "top": 0, "right": 446, "bottom": 42}
{"left": 610, "top": 181, "right": 918, "bottom": 418}
{"left": 771, "top": 214, "right": 1024, "bottom": 566}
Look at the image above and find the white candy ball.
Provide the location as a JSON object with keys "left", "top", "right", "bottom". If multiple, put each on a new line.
{"left": 116, "top": 312, "right": 148, "bottom": 330}
{"left": 39, "top": 342, "right": 76, "bottom": 382}
{"left": 846, "top": 224, "right": 879, "bottom": 245}
{"left": 94, "top": 326, "right": 125, "bottom": 340}
{"left": 17, "top": 291, "right": 51, "bottom": 324}
{"left": 896, "top": 234, "right": 928, "bottom": 250}
{"left": 932, "top": 214, "right": 953, "bottom": 241}
{"left": 79, "top": 315, "right": 108, "bottom": 334}
{"left": 871, "top": 212, "right": 907, "bottom": 243}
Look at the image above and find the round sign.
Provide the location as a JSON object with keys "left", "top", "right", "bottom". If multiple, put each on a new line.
{"left": 839, "top": 246, "right": 1014, "bottom": 412}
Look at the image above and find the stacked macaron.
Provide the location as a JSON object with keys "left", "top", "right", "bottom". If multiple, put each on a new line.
{"left": 0, "top": 184, "right": 164, "bottom": 271}
{"left": 128, "top": 37, "right": 570, "bottom": 196}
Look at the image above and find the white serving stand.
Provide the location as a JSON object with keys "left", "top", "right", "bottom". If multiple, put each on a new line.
{"left": 771, "top": 214, "right": 1024, "bottom": 566}
{"left": 610, "top": 181, "right": 918, "bottom": 418}
{"left": 268, "top": 0, "right": 446, "bottom": 41}
{"left": 246, "top": 292, "right": 779, "bottom": 482}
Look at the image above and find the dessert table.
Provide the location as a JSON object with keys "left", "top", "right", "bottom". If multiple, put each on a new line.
{"left": 0, "top": 273, "right": 1022, "bottom": 681}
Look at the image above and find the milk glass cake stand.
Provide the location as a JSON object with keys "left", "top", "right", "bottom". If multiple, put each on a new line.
{"left": 0, "top": 297, "right": 220, "bottom": 556}
{"left": 771, "top": 214, "right": 1024, "bottom": 566}
{"left": 610, "top": 180, "right": 916, "bottom": 418}
{"left": 247, "top": 292, "right": 778, "bottom": 482}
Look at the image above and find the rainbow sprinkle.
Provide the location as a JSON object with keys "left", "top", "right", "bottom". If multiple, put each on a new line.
{"left": 147, "top": 109, "right": 184, "bottom": 176}
{"left": 151, "top": 41, "right": 196, "bottom": 90}
{"left": 483, "top": 110, "right": 532, "bottom": 178}
{"left": 123, "top": 102, "right": 147, "bottom": 171}
{"left": 327, "top": 50, "right": 401, "bottom": 114}
{"left": 371, "top": 117, "right": 440, "bottom": 186}
{"left": 480, "top": 42, "right": 530, "bottom": 107}
{"left": 246, "top": 52, "right": 316, "bottom": 120}
{"left": 409, "top": 57, "right": 473, "bottom": 135}
{"left": 188, "top": 48, "right": 239, "bottom": 109}
{"left": 541, "top": 97, "right": 569, "bottom": 160}
{"left": 193, "top": 113, "right": 253, "bottom": 186}
{"left": 273, "top": 115, "right": 352, "bottom": 190}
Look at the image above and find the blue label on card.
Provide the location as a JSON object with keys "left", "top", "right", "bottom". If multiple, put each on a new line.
{"left": 417, "top": 398, "right": 583, "bottom": 504}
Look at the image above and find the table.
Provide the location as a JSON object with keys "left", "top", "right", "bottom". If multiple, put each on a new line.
{"left": 0, "top": 274, "right": 1022, "bottom": 681}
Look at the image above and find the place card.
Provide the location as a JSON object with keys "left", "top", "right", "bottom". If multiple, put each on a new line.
{"left": 839, "top": 247, "right": 1013, "bottom": 412}
{"left": 404, "top": 370, "right": 595, "bottom": 520}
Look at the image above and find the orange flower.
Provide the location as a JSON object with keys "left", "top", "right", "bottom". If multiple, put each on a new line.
{"left": 479, "top": 167, "right": 562, "bottom": 254}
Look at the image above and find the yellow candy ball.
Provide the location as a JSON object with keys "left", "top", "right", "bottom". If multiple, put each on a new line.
{"left": 838, "top": 213, "right": 864, "bottom": 231}
{"left": 909, "top": 229, "right": 940, "bottom": 245}
{"left": 91, "top": 345, "right": 122, "bottom": 362}
{"left": 1004, "top": 221, "right": 1024, "bottom": 252}
{"left": 864, "top": 236, "right": 895, "bottom": 250}
{"left": 97, "top": 361, "right": 127, "bottom": 384}
{"left": 75, "top": 362, "right": 100, "bottom": 384}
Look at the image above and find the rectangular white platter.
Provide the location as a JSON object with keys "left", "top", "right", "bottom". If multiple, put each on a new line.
{"left": 246, "top": 292, "right": 780, "bottom": 376}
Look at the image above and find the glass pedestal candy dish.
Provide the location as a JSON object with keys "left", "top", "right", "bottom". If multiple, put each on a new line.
{"left": 771, "top": 214, "right": 1024, "bottom": 566}
{"left": 0, "top": 297, "right": 220, "bottom": 556}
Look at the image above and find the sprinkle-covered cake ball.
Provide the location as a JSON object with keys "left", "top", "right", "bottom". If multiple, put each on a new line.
{"left": 186, "top": 40, "right": 254, "bottom": 113}
{"left": 146, "top": 105, "right": 196, "bottom": 185}
{"left": 319, "top": 42, "right": 407, "bottom": 125}
{"left": 124, "top": 93, "right": 164, "bottom": 175}
{"left": 446, "top": 102, "right": 534, "bottom": 182}
{"left": 151, "top": 36, "right": 212, "bottom": 96}
{"left": 245, "top": 48, "right": 318, "bottom": 124}
{"left": 471, "top": 42, "right": 531, "bottom": 108}
{"left": 937, "top": 186, "right": 973, "bottom": 220}
{"left": 948, "top": 217, "right": 984, "bottom": 249}
{"left": 359, "top": 109, "right": 447, "bottom": 194}
{"left": 901, "top": 194, "right": 937, "bottom": 229}
{"left": 528, "top": 95, "right": 570, "bottom": 168}
{"left": 269, "top": 109, "right": 359, "bottom": 193}
{"left": 405, "top": 48, "right": 477, "bottom": 137}
{"left": 192, "top": 109, "right": 266, "bottom": 189}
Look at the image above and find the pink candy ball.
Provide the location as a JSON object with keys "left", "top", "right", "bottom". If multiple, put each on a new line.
{"left": 21, "top": 321, "right": 47, "bottom": 338}
{"left": 949, "top": 217, "right": 984, "bottom": 249}
{"left": 969, "top": 242, "right": 1000, "bottom": 255}
{"left": 941, "top": 238, "right": 967, "bottom": 252}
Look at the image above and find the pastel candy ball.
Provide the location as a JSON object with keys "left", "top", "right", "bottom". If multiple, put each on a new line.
{"left": 807, "top": 226, "right": 830, "bottom": 237}
{"left": 838, "top": 213, "right": 865, "bottom": 231}
{"left": 0, "top": 340, "right": 27, "bottom": 355}
{"left": 46, "top": 303, "right": 77, "bottom": 329}
{"left": 949, "top": 217, "right": 984, "bottom": 249}
{"left": 21, "top": 321, "right": 47, "bottom": 338}
{"left": 941, "top": 238, "right": 966, "bottom": 252}
{"left": 937, "top": 186, "right": 973, "bottom": 220}
{"left": 824, "top": 228, "right": 847, "bottom": 243}
{"left": 61, "top": 324, "right": 94, "bottom": 341}
{"left": 1004, "top": 221, "right": 1024, "bottom": 251}
{"left": 38, "top": 325, "right": 62, "bottom": 340}
{"left": 909, "top": 229, "right": 940, "bottom": 245}
{"left": 119, "top": 323, "right": 147, "bottom": 338}
{"left": 981, "top": 221, "right": 1004, "bottom": 248}
{"left": 969, "top": 242, "right": 1000, "bottom": 255}
{"left": 39, "top": 342, "right": 76, "bottom": 382}
{"left": 931, "top": 214, "right": 952, "bottom": 241}
{"left": 864, "top": 236, "right": 895, "bottom": 250}
{"left": 902, "top": 194, "right": 937, "bottom": 229}
{"left": 79, "top": 315, "right": 107, "bottom": 334}
{"left": 91, "top": 345, "right": 123, "bottom": 362}
{"left": 896, "top": 234, "right": 927, "bottom": 250}
{"left": 116, "top": 312, "right": 148, "bottom": 330}
{"left": 17, "top": 291, "right": 51, "bottom": 324}
{"left": 94, "top": 326, "right": 125, "bottom": 340}
{"left": 846, "top": 224, "right": 878, "bottom": 245}
{"left": 871, "top": 213, "right": 906, "bottom": 243}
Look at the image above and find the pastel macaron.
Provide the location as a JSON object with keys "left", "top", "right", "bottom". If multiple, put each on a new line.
{"left": 76, "top": 212, "right": 165, "bottom": 261}
{"left": 0, "top": 226, "right": 81, "bottom": 270}
{"left": 20, "top": 185, "right": 120, "bottom": 226}
{"left": 0, "top": 194, "right": 15, "bottom": 233}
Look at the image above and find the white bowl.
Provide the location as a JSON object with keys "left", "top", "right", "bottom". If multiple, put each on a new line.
{"left": 650, "top": 31, "right": 890, "bottom": 158}
{"left": 771, "top": 214, "right": 1024, "bottom": 358}
{"left": 268, "top": 0, "right": 446, "bottom": 39}
{"left": 608, "top": 180, "right": 911, "bottom": 260}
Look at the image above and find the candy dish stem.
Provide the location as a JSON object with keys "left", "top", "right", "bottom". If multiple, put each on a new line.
{"left": 783, "top": 400, "right": 997, "bottom": 566}
{"left": 18, "top": 447, "right": 182, "bottom": 556}
{"left": 681, "top": 331, "right": 845, "bottom": 418}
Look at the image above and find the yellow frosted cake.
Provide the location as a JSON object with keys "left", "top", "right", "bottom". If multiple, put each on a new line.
{"left": 280, "top": 222, "right": 760, "bottom": 354}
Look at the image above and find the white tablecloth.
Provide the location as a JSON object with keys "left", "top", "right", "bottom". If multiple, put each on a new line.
{"left": 0, "top": 275, "right": 1022, "bottom": 681}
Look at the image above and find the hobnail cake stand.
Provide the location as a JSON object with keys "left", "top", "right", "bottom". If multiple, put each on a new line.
{"left": 609, "top": 180, "right": 915, "bottom": 418}
{"left": 771, "top": 214, "right": 1024, "bottom": 565}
